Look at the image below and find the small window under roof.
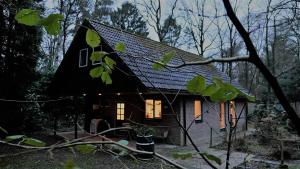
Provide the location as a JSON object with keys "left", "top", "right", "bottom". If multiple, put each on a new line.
{"left": 79, "top": 48, "right": 88, "bottom": 67}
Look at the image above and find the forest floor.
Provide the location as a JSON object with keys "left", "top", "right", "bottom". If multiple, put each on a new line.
{"left": 0, "top": 133, "right": 176, "bottom": 169}
{"left": 213, "top": 132, "right": 300, "bottom": 169}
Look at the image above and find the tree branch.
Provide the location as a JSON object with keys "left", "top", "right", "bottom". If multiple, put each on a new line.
{"left": 222, "top": 0, "right": 300, "bottom": 135}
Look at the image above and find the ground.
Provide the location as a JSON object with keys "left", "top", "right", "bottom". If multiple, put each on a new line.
{"left": 0, "top": 133, "right": 175, "bottom": 169}
{"left": 1, "top": 130, "right": 300, "bottom": 169}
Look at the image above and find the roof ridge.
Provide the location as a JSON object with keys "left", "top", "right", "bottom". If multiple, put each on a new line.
{"left": 88, "top": 19, "right": 203, "bottom": 59}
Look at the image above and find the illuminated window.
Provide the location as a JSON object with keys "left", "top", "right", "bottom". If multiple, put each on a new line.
{"left": 229, "top": 101, "right": 236, "bottom": 126}
{"left": 220, "top": 103, "right": 225, "bottom": 129}
{"left": 79, "top": 48, "right": 88, "bottom": 67}
{"left": 117, "top": 103, "right": 125, "bottom": 120}
{"left": 145, "top": 99, "right": 162, "bottom": 119}
{"left": 194, "top": 100, "right": 202, "bottom": 122}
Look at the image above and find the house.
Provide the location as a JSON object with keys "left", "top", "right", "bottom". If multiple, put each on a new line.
{"left": 49, "top": 20, "right": 248, "bottom": 146}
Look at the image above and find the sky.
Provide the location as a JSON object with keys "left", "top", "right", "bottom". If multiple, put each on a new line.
{"left": 44, "top": 0, "right": 293, "bottom": 56}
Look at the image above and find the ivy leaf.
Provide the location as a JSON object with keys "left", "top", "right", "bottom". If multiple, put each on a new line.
{"left": 90, "top": 51, "right": 108, "bottom": 62}
{"left": 15, "top": 9, "right": 41, "bottom": 26}
{"left": 89, "top": 66, "right": 104, "bottom": 78}
{"left": 104, "top": 56, "right": 116, "bottom": 69}
{"left": 41, "top": 14, "right": 64, "bottom": 35}
{"left": 64, "top": 159, "right": 81, "bottom": 169}
{"left": 101, "top": 71, "right": 112, "bottom": 85}
{"left": 86, "top": 29, "right": 100, "bottom": 48}
{"left": 172, "top": 152, "right": 193, "bottom": 160}
{"left": 0, "top": 126, "right": 8, "bottom": 134}
{"left": 23, "top": 138, "right": 46, "bottom": 147}
{"left": 187, "top": 75, "right": 206, "bottom": 94}
{"left": 115, "top": 42, "right": 126, "bottom": 52}
{"left": 200, "top": 152, "right": 222, "bottom": 165}
{"left": 75, "top": 144, "right": 96, "bottom": 154}
{"left": 5, "top": 135, "right": 25, "bottom": 142}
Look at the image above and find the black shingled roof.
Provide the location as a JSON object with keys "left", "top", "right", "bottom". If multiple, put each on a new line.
{"left": 89, "top": 20, "right": 247, "bottom": 93}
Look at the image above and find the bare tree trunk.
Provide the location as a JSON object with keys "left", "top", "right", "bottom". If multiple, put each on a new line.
{"left": 265, "top": 0, "right": 272, "bottom": 108}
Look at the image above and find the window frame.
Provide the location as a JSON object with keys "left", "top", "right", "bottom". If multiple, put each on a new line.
{"left": 194, "top": 100, "right": 203, "bottom": 123}
{"left": 145, "top": 99, "right": 162, "bottom": 119}
{"left": 116, "top": 102, "right": 125, "bottom": 121}
{"left": 79, "top": 48, "right": 88, "bottom": 67}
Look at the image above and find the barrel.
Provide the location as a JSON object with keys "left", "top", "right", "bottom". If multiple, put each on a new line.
{"left": 136, "top": 135, "right": 154, "bottom": 159}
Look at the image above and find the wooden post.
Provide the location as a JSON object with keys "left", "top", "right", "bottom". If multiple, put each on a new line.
{"left": 74, "top": 96, "right": 78, "bottom": 139}
{"left": 209, "top": 127, "right": 213, "bottom": 148}
{"left": 75, "top": 110, "right": 78, "bottom": 139}
{"left": 53, "top": 115, "right": 57, "bottom": 136}
{"left": 280, "top": 140, "right": 284, "bottom": 165}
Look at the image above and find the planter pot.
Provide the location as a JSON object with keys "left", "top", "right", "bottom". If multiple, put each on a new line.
{"left": 136, "top": 135, "right": 154, "bottom": 160}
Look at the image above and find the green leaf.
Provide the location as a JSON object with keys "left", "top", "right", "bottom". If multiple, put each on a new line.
{"left": 245, "top": 95, "right": 256, "bottom": 102}
{"left": 0, "top": 126, "right": 8, "bottom": 134}
{"left": 200, "top": 152, "right": 222, "bottom": 165}
{"left": 64, "top": 159, "right": 81, "bottom": 169}
{"left": 86, "top": 29, "right": 100, "bottom": 48}
{"left": 41, "top": 14, "right": 64, "bottom": 35}
{"left": 202, "top": 84, "right": 219, "bottom": 96}
{"left": 152, "top": 51, "right": 175, "bottom": 71}
{"left": 162, "top": 51, "right": 175, "bottom": 63}
{"left": 210, "top": 88, "right": 238, "bottom": 102}
{"left": 15, "top": 9, "right": 41, "bottom": 26}
{"left": 118, "top": 140, "right": 129, "bottom": 146}
{"left": 75, "top": 144, "right": 96, "bottom": 154}
{"left": 152, "top": 62, "right": 164, "bottom": 70}
{"left": 104, "top": 56, "right": 116, "bottom": 69}
{"left": 89, "top": 66, "right": 104, "bottom": 78}
{"left": 23, "top": 138, "right": 46, "bottom": 147}
{"left": 187, "top": 75, "right": 206, "bottom": 94}
{"left": 172, "top": 152, "right": 193, "bottom": 160}
{"left": 212, "top": 77, "right": 224, "bottom": 87}
{"left": 5, "top": 135, "right": 25, "bottom": 142}
{"left": 101, "top": 71, "right": 112, "bottom": 85}
{"left": 116, "top": 140, "right": 129, "bottom": 156}
{"left": 90, "top": 51, "right": 108, "bottom": 62}
{"left": 115, "top": 42, "right": 126, "bottom": 52}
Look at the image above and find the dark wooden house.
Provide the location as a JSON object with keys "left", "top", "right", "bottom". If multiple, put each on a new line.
{"left": 49, "top": 20, "right": 248, "bottom": 145}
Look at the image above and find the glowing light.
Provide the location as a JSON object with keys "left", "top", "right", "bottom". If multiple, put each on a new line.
{"left": 117, "top": 93, "right": 121, "bottom": 96}
{"left": 98, "top": 93, "right": 102, "bottom": 96}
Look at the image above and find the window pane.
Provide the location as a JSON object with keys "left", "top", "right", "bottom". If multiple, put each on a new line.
{"left": 154, "top": 100, "right": 162, "bottom": 118}
{"left": 194, "top": 100, "right": 202, "bottom": 121}
{"left": 117, "top": 103, "right": 125, "bottom": 120}
{"left": 79, "top": 48, "right": 88, "bottom": 67}
{"left": 230, "top": 101, "right": 236, "bottom": 126}
{"left": 145, "top": 99, "right": 154, "bottom": 118}
{"left": 220, "top": 103, "right": 225, "bottom": 129}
